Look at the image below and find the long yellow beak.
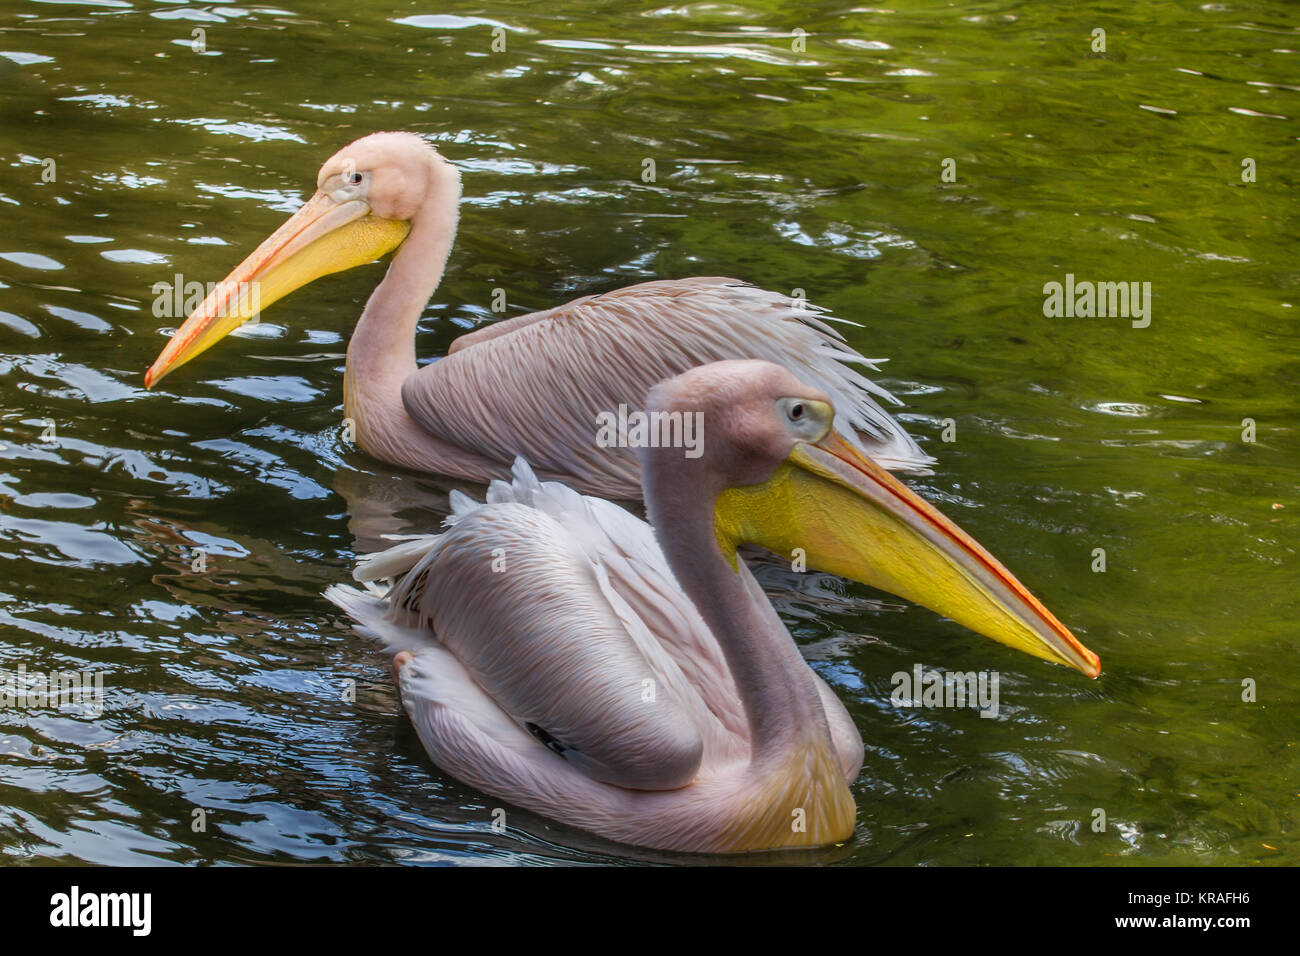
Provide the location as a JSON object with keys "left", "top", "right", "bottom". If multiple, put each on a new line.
{"left": 715, "top": 430, "right": 1100, "bottom": 677}
{"left": 144, "top": 193, "right": 410, "bottom": 387}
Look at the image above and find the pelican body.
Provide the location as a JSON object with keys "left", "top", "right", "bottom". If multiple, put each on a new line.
{"left": 327, "top": 361, "right": 1098, "bottom": 854}
{"left": 145, "top": 133, "right": 932, "bottom": 498}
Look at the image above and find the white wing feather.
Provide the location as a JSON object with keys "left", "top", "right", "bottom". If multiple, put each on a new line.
{"left": 401, "top": 278, "right": 932, "bottom": 499}
{"left": 328, "top": 458, "right": 863, "bottom": 802}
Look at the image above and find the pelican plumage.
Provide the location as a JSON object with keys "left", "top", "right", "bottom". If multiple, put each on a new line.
{"left": 326, "top": 360, "right": 1099, "bottom": 854}
{"left": 144, "top": 132, "right": 932, "bottom": 498}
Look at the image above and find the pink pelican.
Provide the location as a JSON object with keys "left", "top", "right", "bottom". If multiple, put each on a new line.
{"left": 326, "top": 361, "right": 1100, "bottom": 854}
{"left": 144, "top": 132, "right": 933, "bottom": 498}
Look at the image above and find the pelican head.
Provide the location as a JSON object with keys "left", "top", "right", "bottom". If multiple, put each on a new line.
{"left": 145, "top": 132, "right": 456, "bottom": 387}
{"left": 642, "top": 360, "right": 1100, "bottom": 677}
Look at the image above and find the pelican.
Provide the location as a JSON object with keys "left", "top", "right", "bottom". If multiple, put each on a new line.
{"left": 144, "top": 132, "right": 933, "bottom": 499}
{"left": 326, "top": 360, "right": 1099, "bottom": 854}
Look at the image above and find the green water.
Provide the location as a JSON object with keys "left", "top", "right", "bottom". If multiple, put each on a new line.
{"left": 0, "top": 0, "right": 1295, "bottom": 865}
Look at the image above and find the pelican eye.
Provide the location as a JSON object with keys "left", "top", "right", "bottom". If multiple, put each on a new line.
{"left": 777, "top": 396, "right": 832, "bottom": 441}
{"left": 348, "top": 171, "right": 363, "bottom": 185}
